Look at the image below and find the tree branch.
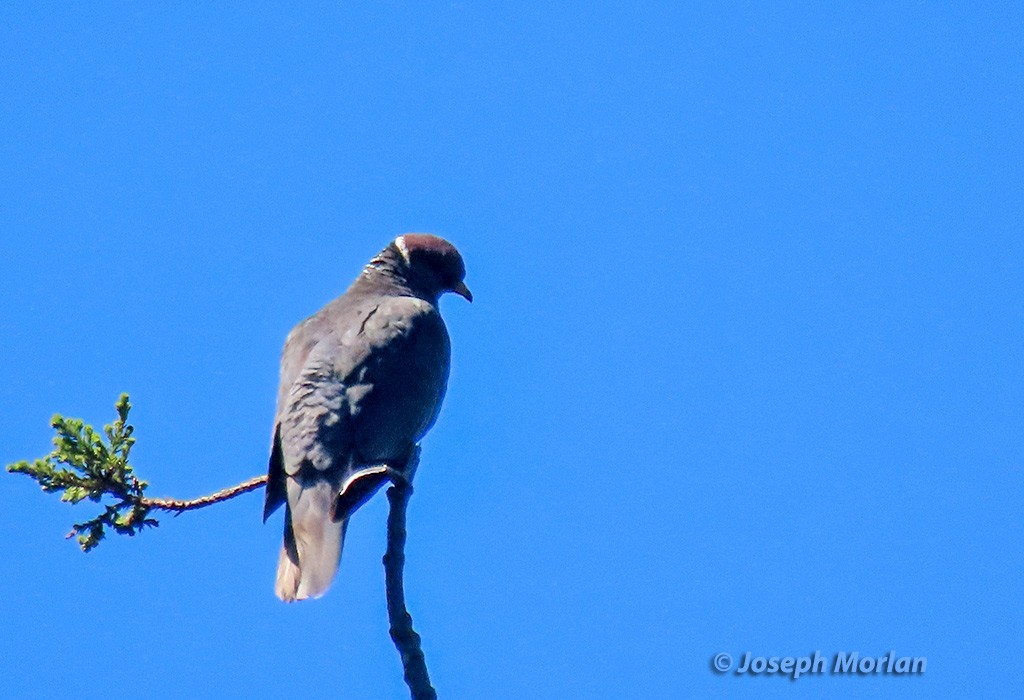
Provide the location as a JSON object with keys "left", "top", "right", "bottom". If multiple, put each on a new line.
{"left": 143, "top": 475, "right": 268, "bottom": 513}
{"left": 8, "top": 393, "right": 438, "bottom": 699}
{"left": 5, "top": 394, "right": 270, "bottom": 549}
{"left": 384, "top": 448, "right": 437, "bottom": 700}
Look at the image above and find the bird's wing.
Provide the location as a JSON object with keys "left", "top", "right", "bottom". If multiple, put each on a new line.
{"left": 264, "top": 296, "right": 443, "bottom": 519}
{"left": 264, "top": 312, "right": 327, "bottom": 520}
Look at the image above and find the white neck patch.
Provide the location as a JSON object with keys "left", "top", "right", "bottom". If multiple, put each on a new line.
{"left": 394, "top": 235, "right": 412, "bottom": 264}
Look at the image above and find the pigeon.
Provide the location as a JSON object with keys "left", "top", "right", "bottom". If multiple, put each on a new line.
{"left": 263, "top": 234, "right": 471, "bottom": 602}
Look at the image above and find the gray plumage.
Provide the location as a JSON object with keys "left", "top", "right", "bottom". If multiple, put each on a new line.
{"left": 264, "top": 234, "right": 471, "bottom": 602}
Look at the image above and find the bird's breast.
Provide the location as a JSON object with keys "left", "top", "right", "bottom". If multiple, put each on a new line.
{"left": 347, "top": 313, "right": 451, "bottom": 464}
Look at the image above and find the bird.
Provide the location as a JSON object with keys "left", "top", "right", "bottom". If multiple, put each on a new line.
{"left": 263, "top": 233, "right": 471, "bottom": 602}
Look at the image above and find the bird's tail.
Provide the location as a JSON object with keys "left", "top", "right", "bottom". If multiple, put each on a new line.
{"left": 275, "top": 479, "right": 347, "bottom": 602}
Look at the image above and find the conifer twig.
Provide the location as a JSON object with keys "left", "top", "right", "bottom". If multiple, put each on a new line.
{"left": 5, "top": 393, "right": 267, "bottom": 550}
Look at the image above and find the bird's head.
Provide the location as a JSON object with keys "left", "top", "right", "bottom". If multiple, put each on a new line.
{"left": 389, "top": 233, "right": 473, "bottom": 303}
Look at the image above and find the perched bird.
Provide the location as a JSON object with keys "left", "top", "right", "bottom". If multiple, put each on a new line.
{"left": 263, "top": 234, "right": 471, "bottom": 602}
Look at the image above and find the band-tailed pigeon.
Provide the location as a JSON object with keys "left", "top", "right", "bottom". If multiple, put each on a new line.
{"left": 263, "top": 234, "right": 471, "bottom": 602}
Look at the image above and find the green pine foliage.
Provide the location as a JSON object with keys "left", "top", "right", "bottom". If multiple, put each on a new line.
{"left": 6, "top": 394, "right": 158, "bottom": 551}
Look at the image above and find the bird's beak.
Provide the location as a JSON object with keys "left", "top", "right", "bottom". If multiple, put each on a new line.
{"left": 453, "top": 280, "right": 473, "bottom": 303}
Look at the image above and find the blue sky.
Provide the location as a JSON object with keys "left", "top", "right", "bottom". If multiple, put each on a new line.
{"left": 1, "top": 3, "right": 1021, "bottom": 699}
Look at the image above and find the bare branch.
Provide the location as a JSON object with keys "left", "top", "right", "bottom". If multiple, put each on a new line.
{"left": 384, "top": 449, "right": 437, "bottom": 700}
{"left": 143, "top": 475, "right": 268, "bottom": 513}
